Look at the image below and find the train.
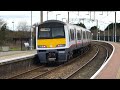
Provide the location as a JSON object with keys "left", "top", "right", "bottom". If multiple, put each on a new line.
{"left": 36, "top": 20, "right": 92, "bottom": 63}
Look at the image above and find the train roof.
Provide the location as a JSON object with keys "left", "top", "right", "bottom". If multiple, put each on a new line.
{"left": 40, "top": 20, "right": 66, "bottom": 25}
{"left": 39, "top": 20, "right": 90, "bottom": 31}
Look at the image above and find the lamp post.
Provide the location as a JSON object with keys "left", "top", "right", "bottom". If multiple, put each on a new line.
{"left": 56, "top": 14, "right": 61, "bottom": 20}
{"left": 47, "top": 11, "right": 52, "bottom": 20}
{"left": 98, "top": 32, "right": 100, "bottom": 40}
{"left": 86, "top": 11, "right": 91, "bottom": 20}
{"left": 99, "top": 26, "right": 101, "bottom": 40}
{"left": 40, "top": 11, "right": 43, "bottom": 23}
{"left": 99, "top": 11, "right": 103, "bottom": 15}
{"left": 68, "top": 11, "right": 69, "bottom": 23}
{"left": 94, "top": 11, "right": 95, "bottom": 20}
{"left": 115, "top": 11, "right": 116, "bottom": 42}
{"left": 12, "top": 21, "right": 14, "bottom": 31}
{"left": 30, "top": 11, "right": 32, "bottom": 50}
{"left": 96, "top": 20, "right": 98, "bottom": 40}
{"left": 113, "top": 23, "right": 114, "bottom": 42}
{"left": 108, "top": 25, "right": 109, "bottom": 41}
{"left": 103, "top": 24, "right": 106, "bottom": 41}
{"left": 62, "top": 18, "right": 66, "bottom": 22}
{"left": 47, "top": 11, "right": 49, "bottom": 20}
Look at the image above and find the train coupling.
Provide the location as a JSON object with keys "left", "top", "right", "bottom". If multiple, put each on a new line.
{"left": 47, "top": 52, "right": 56, "bottom": 61}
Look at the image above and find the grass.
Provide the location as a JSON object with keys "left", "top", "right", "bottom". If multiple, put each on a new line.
{"left": 10, "top": 47, "right": 21, "bottom": 51}
{"left": 0, "top": 49, "right": 1, "bottom": 51}
{"left": 0, "top": 46, "right": 27, "bottom": 51}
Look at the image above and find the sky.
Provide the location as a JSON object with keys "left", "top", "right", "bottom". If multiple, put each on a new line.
{"left": 0, "top": 11, "right": 120, "bottom": 31}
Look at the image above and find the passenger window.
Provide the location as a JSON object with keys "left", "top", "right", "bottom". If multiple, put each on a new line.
{"left": 70, "top": 29, "right": 74, "bottom": 40}
{"left": 86, "top": 32, "right": 88, "bottom": 39}
{"left": 69, "top": 29, "right": 71, "bottom": 41}
{"left": 77, "top": 30, "right": 81, "bottom": 40}
{"left": 83, "top": 31, "right": 86, "bottom": 39}
{"left": 81, "top": 30, "right": 82, "bottom": 39}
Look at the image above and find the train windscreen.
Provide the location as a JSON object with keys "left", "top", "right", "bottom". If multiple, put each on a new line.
{"left": 38, "top": 27, "right": 65, "bottom": 39}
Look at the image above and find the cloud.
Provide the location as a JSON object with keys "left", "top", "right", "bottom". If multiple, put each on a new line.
{"left": 0, "top": 11, "right": 120, "bottom": 31}
{"left": 0, "top": 15, "right": 29, "bottom": 18}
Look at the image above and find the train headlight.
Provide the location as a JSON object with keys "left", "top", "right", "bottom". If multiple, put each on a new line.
{"left": 38, "top": 45, "right": 47, "bottom": 48}
{"left": 56, "top": 44, "right": 65, "bottom": 47}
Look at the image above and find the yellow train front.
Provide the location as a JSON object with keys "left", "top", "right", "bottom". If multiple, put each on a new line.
{"left": 36, "top": 20, "right": 92, "bottom": 63}
{"left": 36, "top": 20, "right": 68, "bottom": 63}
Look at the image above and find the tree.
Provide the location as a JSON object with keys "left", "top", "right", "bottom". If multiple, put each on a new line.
{"left": 90, "top": 26, "right": 98, "bottom": 30}
{"left": 0, "top": 19, "right": 7, "bottom": 46}
{"left": 16, "top": 21, "right": 30, "bottom": 38}
{"left": 1, "top": 23, "right": 7, "bottom": 31}
{"left": 74, "top": 22, "right": 86, "bottom": 28}
{"left": 17, "top": 21, "right": 29, "bottom": 31}
{"left": 0, "top": 19, "right": 5, "bottom": 30}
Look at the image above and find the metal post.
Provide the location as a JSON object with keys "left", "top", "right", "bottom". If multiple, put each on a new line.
{"left": 56, "top": 14, "right": 60, "bottom": 20}
{"left": 90, "top": 11, "right": 91, "bottom": 20}
{"left": 115, "top": 11, "right": 116, "bottom": 42}
{"left": 40, "top": 11, "right": 43, "bottom": 23}
{"left": 47, "top": 11, "right": 48, "bottom": 20}
{"left": 108, "top": 25, "right": 109, "bottom": 41}
{"left": 68, "top": 11, "right": 69, "bottom": 23}
{"left": 12, "top": 22, "right": 14, "bottom": 31}
{"left": 113, "top": 23, "right": 114, "bottom": 42}
{"left": 30, "top": 11, "right": 32, "bottom": 50}
{"left": 99, "top": 27, "right": 100, "bottom": 40}
{"left": 94, "top": 11, "right": 95, "bottom": 20}
{"left": 104, "top": 29, "right": 105, "bottom": 41}
{"left": 56, "top": 14, "right": 57, "bottom": 20}
{"left": 97, "top": 20, "right": 98, "bottom": 40}
{"left": 81, "top": 19, "right": 85, "bottom": 24}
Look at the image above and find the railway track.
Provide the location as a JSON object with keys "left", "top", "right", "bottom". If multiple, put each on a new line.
{"left": 7, "top": 65, "right": 46, "bottom": 79}
{"left": 64, "top": 45, "right": 99, "bottom": 79}
{"left": 65, "top": 44, "right": 109, "bottom": 79}
{"left": 8, "top": 46, "right": 90, "bottom": 79}
{"left": 30, "top": 46, "right": 91, "bottom": 79}
{"left": 31, "top": 46, "right": 94, "bottom": 79}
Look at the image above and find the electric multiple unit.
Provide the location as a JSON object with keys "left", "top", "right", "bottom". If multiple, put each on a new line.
{"left": 36, "top": 20, "right": 92, "bottom": 63}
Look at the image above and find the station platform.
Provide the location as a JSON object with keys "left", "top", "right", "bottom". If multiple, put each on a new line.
{"left": 91, "top": 41, "right": 120, "bottom": 79}
{"left": 0, "top": 50, "right": 37, "bottom": 65}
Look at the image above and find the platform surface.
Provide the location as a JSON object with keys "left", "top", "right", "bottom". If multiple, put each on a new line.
{"left": 92, "top": 42, "right": 120, "bottom": 79}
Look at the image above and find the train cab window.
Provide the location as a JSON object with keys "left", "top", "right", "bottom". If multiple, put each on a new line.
{"left": 38, "top": 28, "right": 50, "bottom": 38}
{"left": 51, "top": 27, "right": 65, "bottom": 38}
{"left": 38, "top": 27, "right": 65, "bottom": 39}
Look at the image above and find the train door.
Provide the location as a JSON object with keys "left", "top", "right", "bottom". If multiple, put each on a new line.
{"left": 69, "top": 28, "right": 75, "bottom": 50}
{"left": 74, "top": 28, "right": 77, "bottom": 49}
{"left": 81, "top": 29, "right": 83, "bottom": 47}
{"left": 77, "top": 29, "right": 82, "bottom": 49}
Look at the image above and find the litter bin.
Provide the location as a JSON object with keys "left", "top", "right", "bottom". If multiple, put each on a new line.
{"left": 24, "top": 43, "right": 30, "bottom": 50}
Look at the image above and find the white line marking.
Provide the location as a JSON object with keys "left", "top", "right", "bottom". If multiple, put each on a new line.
{"left": 90, "top": 41, "right": 115, "bottom": 79}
